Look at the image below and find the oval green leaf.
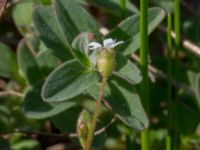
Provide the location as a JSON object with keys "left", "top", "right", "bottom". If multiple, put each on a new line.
{"left": 71, "top": 32, "right": 92, "bottom": 67}
{"left": 12, "top": 1, "right": 33, "bottom": 36}
{"left": 0, "top": 43, "right": 19, "bottom": 80}
{"left": 32, "top": 5, "right": 72, "bottom": 61}
{"left": 42, "top": 60, "right": 100, "bottom": 102}
{"left": 108, "top": 7, "right": 166, "bottom": 55}
{"left": 87, "top": 0, "right": 139, "bottom": 15}
{"left": 114, "top": 60, "right": 142, "bottom": 85}
{"left": 23, "top": 82, "right": 77, "bottom": 119}
{"left": 17, "top": 38, "right": 42, "bottom": 85}
{"left": 54, "top": 0, "right": 101, "bottom": 43}
{"left": 36, "top": 50, "right": 58, "bottom": 77}
{"left": 114, "top": 52, "right": 142, "bottom": 84}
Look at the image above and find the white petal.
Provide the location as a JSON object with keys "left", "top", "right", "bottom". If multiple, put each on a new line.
{"left": 88, "top": 42, "right": 102, "bottom": 50}
{"left": 103, "top": 38, "right": 115, "bottom": 49}
{"left": 111, "top": 41, "right": 124, "bottom": 48}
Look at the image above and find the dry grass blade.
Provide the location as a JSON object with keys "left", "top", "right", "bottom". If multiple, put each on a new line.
{"left": 0, "top": 0, "right": 7, "bottom": 18}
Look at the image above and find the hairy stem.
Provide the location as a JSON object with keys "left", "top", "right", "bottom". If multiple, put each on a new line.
{"left": 83, "top": 78, "right": 107, "bottom": 150}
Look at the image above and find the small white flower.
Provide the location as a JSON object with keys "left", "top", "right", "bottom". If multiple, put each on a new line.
{"left": 89, "top": 38, "right": 124, "bottom": 50}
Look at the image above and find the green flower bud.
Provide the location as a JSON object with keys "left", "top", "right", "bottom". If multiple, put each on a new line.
{"left": 89, "top": 38, "right": 124, "bottom": 79}
{"left": 97, "top": 48, "right": 116, "bottom": 79}
{"left": 76, "top": 109, "right": 92, "bottom": 147}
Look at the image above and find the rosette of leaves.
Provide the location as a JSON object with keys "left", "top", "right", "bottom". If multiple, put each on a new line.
{"left": 19, "top": 0, "right": 165, "bottom": 140}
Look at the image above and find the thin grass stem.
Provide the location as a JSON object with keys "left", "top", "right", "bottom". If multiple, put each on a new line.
{"left": 173, "top": 0, "right": 181, "bottom": 148}
{"left": 174, "top": 0, "right": 181, "bottom": 76}
{"left": 140, "top": 0, "right": 149, "bottom": 149}
{"left": 166, "top": 135, "right": 171, "bottom": 150}
{"left": 166, "top": 13, "right": 172, "bottom": 150}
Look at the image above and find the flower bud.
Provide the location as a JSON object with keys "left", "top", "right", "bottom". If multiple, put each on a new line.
{"left": 76, "top": 109, "right": 92, "bottom": 147}
{"left": 97, "top": 48, "right": 116, "bottom": 79}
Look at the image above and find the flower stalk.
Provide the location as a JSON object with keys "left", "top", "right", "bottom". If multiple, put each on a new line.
{"left": 83, "top": 78, "right": 107, "bottom": 150}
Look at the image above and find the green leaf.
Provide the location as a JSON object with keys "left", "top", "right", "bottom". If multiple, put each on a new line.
{"left": 23, "top": 82, "right": 77, "bottom": 119}
{"left": 110, "top": 51, "right": 142, "bottom": 85}
{"left": 12, "top": 2, "right": 33, "bottom": 36}
{"left": 36, "top": 50, "right": 58, "bottom": 76}
{"left": 114, "top": 61, "right": 142, "bottom": 85}
{"left": 72, "top": 32, "right": 91, "bottom": 67}
{"left": 187, "top": 71, "right": 200, "bottom": 109}
{"left": 11, "top": 139, "right": 40, "bottom": 150}
{"left": 114, "top": 51, "right": 128, "bottom": 70}
{"left": 87, "top": 76, "right": 149, "bottom": 130}
{"left": 108, "top": 7, "right": 166, "bottom": 55}
{"left": 32, "top": 5, "right": 72, "bottom": 61}
{"left": 42, "top": 60, "right": 100, "bottom": 102}
{"left": 40, "top": 0, "right": 51, "bottom": 5}
{"left": 88, "top": 0, "right": 139, "bottom": 15}
{"left": 71, "top": 49, "right": 92, "bottom": 68}
{"left": 0, "top": 43, "right": 19, "bottom": 79}
{"left": 0, "top": 106, "right": 12, "bottom": 132}
{"left": 17, "top": 38, "right": 42, "bottom": 85}
{"left": 72, "top": 32, "right": 90, "bottom": 54}
{"left": 54, "top": 0, "right": 101, "bottom": 43}
{"left": 150, "top": 0, "right": 174, "bottom": 13}
{"left": 175, "top": 100, "right": 200, "bottom": 134}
